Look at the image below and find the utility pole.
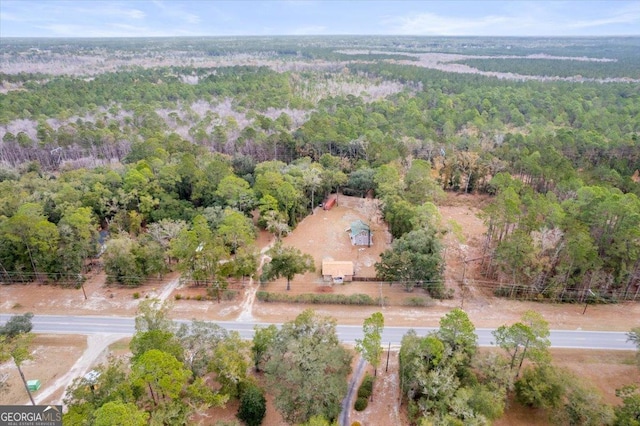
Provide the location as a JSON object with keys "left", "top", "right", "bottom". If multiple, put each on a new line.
{"left": 583, "top": 289, "right": 595, "bottom": 315}
{"left": 385, "top": 342, "right": 391, "bottom": 372}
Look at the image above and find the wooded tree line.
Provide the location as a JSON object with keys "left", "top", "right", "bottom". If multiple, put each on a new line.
{"left": 481, "top": 172, "right": 640, "bottom": 302}
{"left": 399, "top": 308, "right": 637, "bottom": 425}
{"left": 2, "top": 61, "right": 638, "bottom": 193}
{"left": 1, "top": 41, "right": 639, "bottom": 303}
{"left": 453, "top": 57, "right": 640, "bottom": 79}
{"left": 58, "top": 303, "right": 351, "bottom": 425}
{"left": 0, "top": 141, "right": 350, "bottom": 289}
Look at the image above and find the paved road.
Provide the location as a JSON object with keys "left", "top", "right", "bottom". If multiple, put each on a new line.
{"left": 1, "top": 314, "right": 634, "bottom": 350}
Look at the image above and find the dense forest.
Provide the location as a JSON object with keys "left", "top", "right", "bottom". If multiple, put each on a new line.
{"left": 0, "top": 36, "right": 639, "bottom": 304}
{"left": 1, "top": 35, "right": 640, "bottom": 426}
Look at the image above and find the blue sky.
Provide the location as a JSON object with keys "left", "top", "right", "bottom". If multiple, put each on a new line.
{"left": 1, "top": 1, "right": 639, "bottom": 38}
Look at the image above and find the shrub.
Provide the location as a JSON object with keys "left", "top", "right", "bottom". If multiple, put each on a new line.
{"left": 174, "top": 294, "right": 183, "bottom": 300}
{"left": 351, "top": 422, "right": 362, "bottom": 426}
{"left": 403, "top": 296, "right": 432, "bottom": 307}
{"left": 195, "top": 294, "right": 203, "bottom": 301}
{"left": 354, "top": 397, "right": 368, "bottom": 411}
{"left": 132, "top": 292, "right": 140, "bottom": 299}
{"left": 237, "top": 383, "right": 266, "bottom": 426}
{"left": 256, "top": 291, "right": 381, "bottom": 306}
{"left": 223, "top": 289, "right": 238, "bottom": 301}
{"left": 357, "top": 374, "right": 374, "bottom": 399}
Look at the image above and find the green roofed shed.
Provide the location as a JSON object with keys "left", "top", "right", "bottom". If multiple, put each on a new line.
{"left": 349, "top": 220, "right": 372, "bottom": 246}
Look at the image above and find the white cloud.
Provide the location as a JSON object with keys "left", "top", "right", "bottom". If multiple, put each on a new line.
{"left": 151, "top": 0, "right": 202, "bottom": 25}
{"left": 384, "top": 12, "right": 512, "bottom": 36}
{"left": 66, "top": 5, "right": 146, "bottom": 20}
{"left": 382, "top": 2, "right": 640, "bottom": 36}
{"left": 290, "top": 25, "right": 327, "bottom": 35}
{"left": 0, "top": 11, "right": 23, "bottom": 22}
{"left": 279, "top": 0, "right": 318, "bottom": 6}
{"left": 567, "top": 3, "right": 640, "bottom": 29}
{"left": 35, "top": 22, "right": 183, "bottom": 38}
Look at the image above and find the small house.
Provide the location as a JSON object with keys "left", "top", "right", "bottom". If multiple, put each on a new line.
{"left": 349, "top": 220, "right": 372, "bottom": 246}
{"left": 322, "top": 260, "right": 354, "bottom": 283}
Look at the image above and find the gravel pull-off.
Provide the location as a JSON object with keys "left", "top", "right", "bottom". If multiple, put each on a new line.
{"left": 32, "top": 333, "right": 125, "bottom": 405}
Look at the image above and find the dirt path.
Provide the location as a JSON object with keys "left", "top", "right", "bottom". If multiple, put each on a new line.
{"left": 237, "top": 241, "right": 276, "bottom": 322}
{"left": 32, "top": 333, "right": 124, "bottom": 405}
{"left": 155, "top": 276, "right": 181, "bottom": 302}
{"left": 340, "top": 356, "right": 365, "bottom": 426}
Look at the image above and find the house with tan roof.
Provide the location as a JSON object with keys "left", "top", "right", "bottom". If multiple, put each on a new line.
{"left": 321, "top": 260, "right": 354, "bottom": 283}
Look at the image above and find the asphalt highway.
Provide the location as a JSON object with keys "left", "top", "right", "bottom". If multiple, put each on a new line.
{"left": 1, "top": 314, "right": 634, "bottom": 350}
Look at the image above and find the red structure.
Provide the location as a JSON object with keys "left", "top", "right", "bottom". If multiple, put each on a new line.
{"left": 323, "top": 197, "right": 336, "bottom": 210}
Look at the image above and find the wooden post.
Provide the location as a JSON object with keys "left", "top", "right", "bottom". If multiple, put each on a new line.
{"left": 385, "top": 342, "right": 391, "bottom": 372}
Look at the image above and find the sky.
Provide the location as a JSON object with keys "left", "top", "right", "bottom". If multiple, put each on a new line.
{"left": 1, "top": 1, "right": 640, "bottom": 38}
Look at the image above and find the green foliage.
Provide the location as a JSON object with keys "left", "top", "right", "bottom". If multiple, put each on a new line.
{"left": 464, "top": 384, "right": 505, "bottom": 421}
{"left": 134, "top": 298, "right": 174, "bottom": 332}
{"left": 255, "top": 291, "right": 381, "bottom": 305}
{"left": 614, "top": 385, "right": 640, "bottom": 426}
{"left": 398, "top": 312, "right": 498, "bottom": 424}
{"left": 375, "top": 228, "right": 444, "bottom": 296}
{"left": 437, "top": 308, "right": 477, "bottom": 366}
{"left": 515, "top": 364, "right": 565, "bottom": 408}
{"left": 0, "top": 203, "right": 59, "bottom": 279}
{"left": 354, "top": 397, "right": 368, "bottom": 411}
{"left": 129, "top": 329, "right": 184, "bottom": 363}
{"left": 355, "top": 312, "right": 384, "bottom": 374}
{"left": 357, "top": 374, "right": 374, "bottom": 399}
{"left": 63, "top": 357, "right": 133, "bottom": 419}
{"left": 0, "top": 312, "right": 33, "bottom": 338}
{"left": 550, "top": 374, "right": 615, "bottom": 426}
{"left": 131, "top": 349, "right": 192, "bottom": 405}
{"left": 252, "top": 324, "right": 277, "bottom": 372}
{"left": 383, "top": 198, "right": 417, "bottom": 239}
{"left": 170, "top": 214, "right": 229, "bottom": 287}
{"left": 93, "top": 401, "right": 149, "bottom": 426}
{"left": 265, "top": 309, "right": 352, "bottom": 424}
{"left": 300, "top": 416, "right": 333, "bottom": 426}
{"left": 1, "top": 37, "right": 639, "bottom": 311}
{"left": 492, "top": 310, "right": 551, "bottom": 378}
{"left": 403, "top": 296, "right": 433, "bottom": 307}
{"left": 237, "top": 383, "right": 266, "bottom": 426}
{"left": 103, "top": 233, "right": 165, "bottom": 287}
{"left": 209, "top": 331, "right": 251, "bottom": 398}
{"left": 628, "top": 327, "right": 640, "bottom": 369}
{"left": 344, "top": 167, "right": 375, "bottom": 197}
{"left": 260, "top": 242, "right": 315, "bottom": 290}
{"left": 176, "top": 320, "right": 229, "bottom": 376}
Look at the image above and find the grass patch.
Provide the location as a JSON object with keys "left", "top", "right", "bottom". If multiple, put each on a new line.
{"left": 222, "top": 289, "right": 238, "bottom": 301}
{"left": 403, "top": 296, "right": 434, "bottom": 307}
{"left": 108, "top": 337, "right": 131, "bottom": 352}
{"left": 256, "top": 291, "right": 385, "bottom": 306}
